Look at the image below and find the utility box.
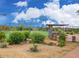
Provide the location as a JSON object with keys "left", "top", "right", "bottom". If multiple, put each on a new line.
{"left": 72, "top": 35, "right": 76, "bottom": 42}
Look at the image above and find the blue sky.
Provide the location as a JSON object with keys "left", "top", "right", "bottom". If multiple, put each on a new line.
{"left": 0, "top": 0, "right": 79, "bottom": 27}
{"left": 0, "top": 0, "right": 79, "bottom": 13}
{"left": 0, "top": 0, "right": 48, "bottom": 14}
{"left": 0, "top": 0, "right": 79, "bottom": 14}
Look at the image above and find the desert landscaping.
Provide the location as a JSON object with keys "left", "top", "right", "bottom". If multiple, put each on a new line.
{"left": 0, "top": 25, "right": 78, "bottom": 58}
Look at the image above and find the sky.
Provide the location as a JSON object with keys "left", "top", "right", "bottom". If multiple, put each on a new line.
{"left": 0, "top": 0, "right": 79, "bottom": 27}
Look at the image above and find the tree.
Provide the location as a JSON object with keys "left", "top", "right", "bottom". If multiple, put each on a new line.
{"left": 28, "top": 25, "right": 33, "bottom": 31}
{"left": 18, "top": 24, "right": 25, "bottom": 31}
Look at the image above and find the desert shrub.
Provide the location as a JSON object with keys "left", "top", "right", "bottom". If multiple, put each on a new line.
{"left": 58, "top": 31, "right": 66, "bottom": 47}
{"left": 0, "top": 32, "right": 5, "bottom": 42}
{"left": 0, "top": 32, "right": 8, "bottom": 48}
{"left": 22, "top": 31, "right": 30, "bottom": 41}
{"left": 58, "top": 34, "right": 66, "bottom": 47}
{"left": 7, "top": 31, "right": 25, "bottom": 44}
{"left": 29, "top": 31, "right": 46, "bottom": 52}
{"left": 30, "top": 44, "right": 38, "bottom": 52}
{"left": 29, "top": 31, "right": 46, "bottom": 43}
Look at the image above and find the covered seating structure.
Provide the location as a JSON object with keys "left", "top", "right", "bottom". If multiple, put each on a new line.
{"left": 46, "top": 24, "right": 68, "bottom": 41}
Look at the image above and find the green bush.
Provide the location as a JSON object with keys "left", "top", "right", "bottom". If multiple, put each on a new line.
{"left": 7, "top": 31, "right": 25, "bottom": 44}
{"left": 58, "top": 29, "right": 66, "bottom": 47}
{"left": 58, "top": 33, "right": 66, "bottom": 47}
{"left": 0, "top": 32, "right": 5, "bottom": 42}
{"left": 22, "top": 31, "right": 30, "bottom": 41}
{"left": 29, "top": 32, "right": 46, "bottom": 43}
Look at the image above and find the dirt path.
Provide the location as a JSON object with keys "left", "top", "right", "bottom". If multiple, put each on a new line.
{"left": 63, "top": 45, "right": 79, "bottom": 58}
{"left": 63, "top": 34, "right": 79, "bottom": 58}
{"left": 0, "top": 42, "right": 78, "bottom": 58}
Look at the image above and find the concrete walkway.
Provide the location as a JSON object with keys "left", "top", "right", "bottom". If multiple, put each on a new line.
{"left": 63, "top": 45, "right": 79, "bottom": 58}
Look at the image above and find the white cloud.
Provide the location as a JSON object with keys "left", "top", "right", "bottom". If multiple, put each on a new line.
{"left": 61, "top": 4, "right": 79, "bottom": 26}
{"left": 13, "top": 0, "right": 79, "bottom": 27}
{"left": 62, "top": 4, "right": 79, "bottom": 14}
{"left": 42, "top": 20, "right": 55, "bottom": 25}
{"left": 13, "top": 11, "right": 27, "bottom": 23}
{"left": 14, "top": 1, "right": 27, "bottom": 7}
{"left": 13, "top": 7, "right": 42, "bottom": 23}
{"left": 25, "top": 8, "right": 42, "bottom": 19}
{"left": 42, "top": 0, "right": 79, "bottom": 27}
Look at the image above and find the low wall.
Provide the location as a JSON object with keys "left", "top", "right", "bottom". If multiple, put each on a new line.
{"left": 66, "top": 34, "right": 79, "bottom": 42}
